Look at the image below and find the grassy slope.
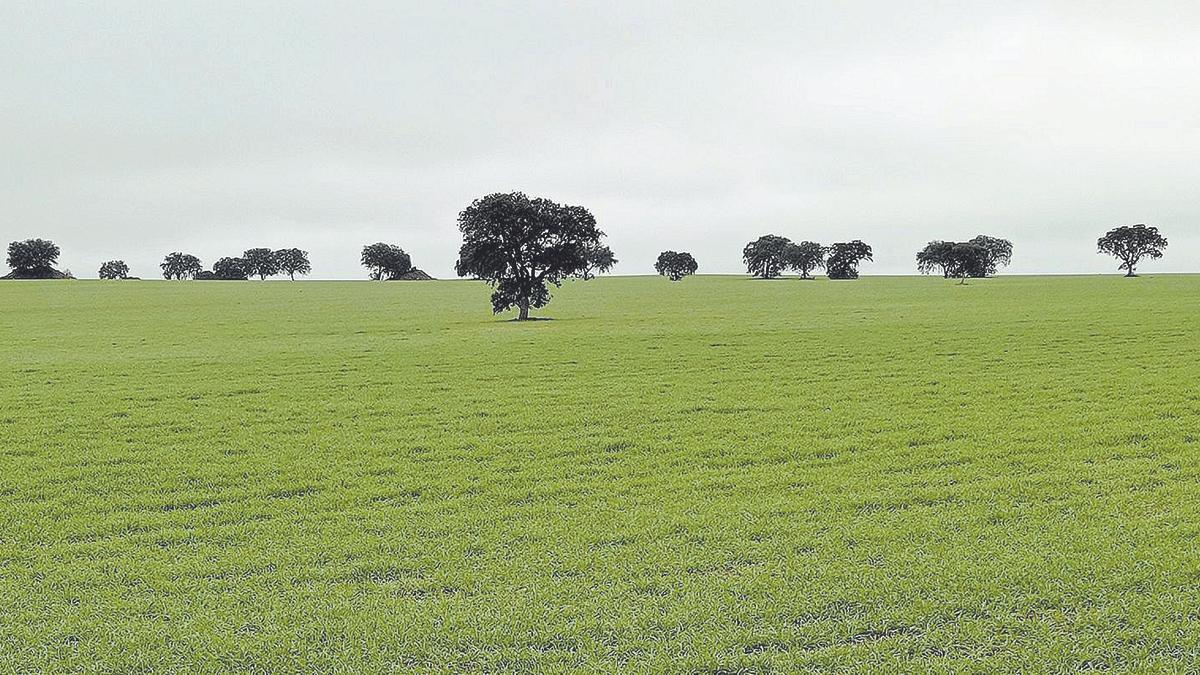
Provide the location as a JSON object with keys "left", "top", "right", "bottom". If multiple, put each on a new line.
{"left": 1, "top": 275, "right": 1198, "bottom": 671}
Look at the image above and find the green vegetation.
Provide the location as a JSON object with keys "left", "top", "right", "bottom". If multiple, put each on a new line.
{"left": 2, "top": 275, "right": 1199, "bottom": 671}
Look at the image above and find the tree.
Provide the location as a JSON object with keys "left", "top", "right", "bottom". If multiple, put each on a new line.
{"left": 1097, "top": 224, "right": 1168, "bottom": 277}
{"left": 943, "top": 242, "right": 989, "bottom": 284}
{"left": 743, "top": 235, "right": 795, "bottom": 279}
{"left": 213, "top": 257, "right": 249, "bottom": 280}
{"left": 455, "top": 191, "right": 604, "bottom": 320}
{"left": 916, "top": 240, "right": 956, "bottom": 278}
{"left": 98, "top": 260, "right": 129, "bottom": 280}
{"left": 968, "top": 235, "right": 1013, "bottom": 276}
{"left": 273, "top": 248, "right": 311, "bottom": 281}
{"left": 579, "top": 244, "right": 617, "bottom": 281}
{"left": 787, "top": 241, "right": 826, "bottom": 279}
{"left": 242, "top": 248, "right": 279, "bottom": 280}
{"left": 654, "top": 251, "right": 698, "bottom": 281}
{"left": 160, "top": 252, "right": 202, "bottom": 280}
{"left": 826, "top": 240, "right": 873, "bottom": 279}
{"left": 361, "top": 243, "right": 413, "bottom": 281}
{"left": 7, "top": 239, "right": 60, "bottom": 274}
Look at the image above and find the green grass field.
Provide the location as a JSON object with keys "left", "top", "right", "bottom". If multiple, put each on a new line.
{"left": 2, "top": 275, "right": 1199, "bottom": 671}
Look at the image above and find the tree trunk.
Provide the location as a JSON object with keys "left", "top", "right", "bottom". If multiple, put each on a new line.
{"left": 518, "top": 303, "right": 529, "bottom": 321}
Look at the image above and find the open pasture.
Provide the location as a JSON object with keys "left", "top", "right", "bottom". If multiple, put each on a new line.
{"left": 2, "top": 275, "right": 1199, "bottom": 671}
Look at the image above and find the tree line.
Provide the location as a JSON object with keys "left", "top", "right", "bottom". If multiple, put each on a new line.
{"left": 4, "top": 194, "right": 1173, "bottom": 318}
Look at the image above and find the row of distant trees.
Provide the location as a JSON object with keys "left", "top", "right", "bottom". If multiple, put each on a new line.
{"left": 4, "top": 195, "right": 1173, "bottom": 319}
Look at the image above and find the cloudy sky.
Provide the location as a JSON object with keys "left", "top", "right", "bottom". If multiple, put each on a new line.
{"left": 3, "top": 1, "right": 1197, "bottom": 279}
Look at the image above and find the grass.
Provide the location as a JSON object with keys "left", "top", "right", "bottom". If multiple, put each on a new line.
{"left": 2, "top": 274, "right": 1199, "bottom": 671}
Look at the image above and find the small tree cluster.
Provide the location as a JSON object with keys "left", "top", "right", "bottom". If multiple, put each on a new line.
{"left": 742, "top": 235, "right": 868, "bottom": 280}
{"left": 655, "top": 251, "right": 698, "bottom": 281}
{"left": 7, "top": 239, "right": 61, "bottom": 276}
{"left": 98, "top": 260, "right": 130, "bottom": 279}
{"left": 917, "top": 235, "right": 1012, "bottom": 282}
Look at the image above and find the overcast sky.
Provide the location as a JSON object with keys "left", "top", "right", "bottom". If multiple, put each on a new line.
{"left": 3, "top": 1, "right": 1197, "bottom": 279}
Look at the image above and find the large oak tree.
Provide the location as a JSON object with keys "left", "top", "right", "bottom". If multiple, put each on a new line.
{"left": 455, "top": 191, "right": 605, "bottom": 320}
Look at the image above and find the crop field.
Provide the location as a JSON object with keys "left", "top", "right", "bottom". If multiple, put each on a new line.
{"left": 2, "top": 275, "right": 1199, "bottom": 671}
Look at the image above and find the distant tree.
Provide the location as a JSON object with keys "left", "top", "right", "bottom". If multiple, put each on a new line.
{"left": 968, "top": 235, "right": 1013, "bottom": 276}
{"left": 579, "top": 244, "right": 617, "bottom": 281}
{"left": 6, "top": 239, "right": 60, "bottom": 274}
{"left": 98, "top": 260, "right": 129, "bottom": 280}
{"left": 213, "top": 257, "right": 249, "bottom": 280}
{"left": 455, "top": 191, "right": 604, "bottom": 320}
{"left": 241, "top": 248, "right": 279, "bottom": 280}
{"left": 273, "top": 248, "right": 311, "bottom": 281}
{"left": 944, "top": 242, "right": 990, "bottom": 284}
{"left": 787, "top": 241, "right": 826, "bottom": 279}
{"left": 826, "top": 240, "right": 873, "bottom": 280}
{"left": 654, "top": 250, "right": 699, "bottom": 281}
{"left": 160, "top": 252, "right": 202, "bottom": 280}
{"left": 1097, "top": 224, "right": 1168, "bottom": 277}
{"left": 743, "top": 235, "right": 795, "bottom": 279}
{"left": 916, "top": 240, "right": 956, "bottom": 278}
{"left": 361, "top": 243, "right": 413, "bottom": 281}
{"left": 194, "top": 270, "right": 217, "bottom": 281}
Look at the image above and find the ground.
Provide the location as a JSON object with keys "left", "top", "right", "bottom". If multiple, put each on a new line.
{"left": 1, "top": 275, "right": 1198, "bottom": 671}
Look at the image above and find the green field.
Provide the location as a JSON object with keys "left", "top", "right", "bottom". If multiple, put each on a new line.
{"left": 2, "top": 275, "right": 1199, "bottom": 671}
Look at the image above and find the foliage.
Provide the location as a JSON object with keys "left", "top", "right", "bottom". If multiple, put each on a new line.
{"left": 826, "top": 240, "right": 873, "bottom": 279}
{"left": 160, "top": 252, "right": 203, "bottom": 280}
{"left": 455, "top": 191, "right": 604, "bottom": 319}
{"left": 98, "top": 260, "right": 129, "bottom": 280}
{"left": 579, "top": 244, "right": 618, "bottom": 281}
{"left": 742, "top": 235, "right": 795, "bottom": 279}
{"left": 213, "top": 257, "right": 250, "bottom": 280}
{"left": 6, "top": 239, "right": 60, "bottom": 273}
{"left": 3, "top": 276, "right": 1200, "bottom": 670}
{"left": 916, "top": 240, "right": 956, "bottom": 278}
{"left": 1097, "top": 224, "right": 1168, "bottom": 276}
{"left": 654, "top": 250, "right": 699, "bottom": 281}
{"left": 968, "top": 235, "right": 1013, "bottom": 276}
{"left": 242, "top": 248, "right": 280, "bottom": 280}
{"left": 787, "top": 241, "right": 826, "bottom": 279}
{"left": 361, "top": 243, "right": 413, "bottom": 281}
{"left": 273, "top": 248, "right": 312, "bottom": 281}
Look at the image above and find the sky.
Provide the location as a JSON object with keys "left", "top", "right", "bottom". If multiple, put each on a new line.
{"left": 3, "top": 1, "right": 1198, "bottom": 279}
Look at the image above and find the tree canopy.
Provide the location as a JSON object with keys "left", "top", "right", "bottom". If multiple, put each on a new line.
{"left": 7, "top": 239, "right": 60, "bottom": 274}
{"left": 826, "top": 240, "right": 873, "bottom": 279}
{"left": 743, "top": 235, "right": 795, "bottom": 279}
{"left": 361, "top": 243, "right": 413, "bottom": 281}
{"left": 968, "top": 235, "right": 1013, "bottom": 276}
{"left": 242, "top": 248, "right": 279, "bottom": 280}
{"left": 788, "top": 241, "right": 826, "bottom": 279}
{"left": 654, "top": 251, "right": 698, "bottom": 281}
{"left": 455, "top": 191, "right": 604, "bottom": 319}
{"left": 98, "top": 260, "right": 130, "bottom": 280}
{"left": 273, "top": 248, "right": 311, "bottom": 281}
{"left": 213, "top": 257, "right": 249, "bottom": 280}
{"left": 1097, "top": 224, "right": 1167, "bottom": 276}
{"left": 160, "top": 252, "right": 203, "bottom": 280}
{"left": 916, "top": 240, "right": 956, "bottom": 278}
{"left": 579, "top": 244, "right": 617, "bottom": 281}
{"left": 919, "top": 236, "right": 1012, "bottom": 278}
